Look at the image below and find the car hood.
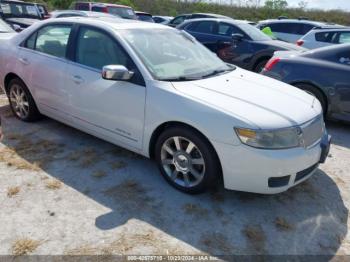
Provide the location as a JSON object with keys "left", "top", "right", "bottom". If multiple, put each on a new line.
{"left": 263, "top": 39, "right": 306, "bottom": 51}
{"left": 0, "top": 32, "right": 16, "bottom": 40}
{"left": 171, "top": 68, "right": 321, "bottom": 129}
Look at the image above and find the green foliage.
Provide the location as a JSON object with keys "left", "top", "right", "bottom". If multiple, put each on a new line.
{"left": 265, "top": 0, "right": 288, "bottom": 10}
{"left": 23, "top": 0, "right": 350, "bottom": 25}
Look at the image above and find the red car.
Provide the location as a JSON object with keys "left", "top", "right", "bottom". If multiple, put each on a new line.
{"left": 71, "top": 2, "right": 137, "bottom": 19}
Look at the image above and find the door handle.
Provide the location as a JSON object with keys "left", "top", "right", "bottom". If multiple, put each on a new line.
{"left": 72, "top": 75, "right": 84, "bottom": 84}
{"left": 18, "top": 57, "right": 30, "bottom": 65}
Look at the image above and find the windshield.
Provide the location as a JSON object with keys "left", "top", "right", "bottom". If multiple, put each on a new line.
{"left": 0, "top": 19, "right": 14, "bottom": 33}
{"left": 108, "top": 7, "right": 136, "bottom": 19}
{"left": 120, "top": 28, "right": 234, "bottom": 81}
{"left": 238, "top": 23, "right": 272, "bottom": 41}
{"left": 0, "top": 2, "right": 40, "bottom": 19}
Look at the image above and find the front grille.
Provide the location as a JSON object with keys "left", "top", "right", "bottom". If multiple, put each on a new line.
{"left": 295, "top": 163, "right": 319, "bottom": 183}
{"left": 301, "top": 116, "right": 324, "bottom": 148}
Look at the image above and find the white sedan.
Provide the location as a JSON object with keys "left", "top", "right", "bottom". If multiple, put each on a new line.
{"left": 0, "top": 17, "right": 330, "bottom": 194}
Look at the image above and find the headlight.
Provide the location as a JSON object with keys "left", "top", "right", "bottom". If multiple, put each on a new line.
{"left": 235, "top": 127, "right": 301, "bottom": 149}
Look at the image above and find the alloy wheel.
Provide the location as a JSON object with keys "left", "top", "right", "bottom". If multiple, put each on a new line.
{"left": 10, "top": 84, "right": 30, "bottom": 119}
{"left": 160, "top": 136, "right": 206, "bottom": 188}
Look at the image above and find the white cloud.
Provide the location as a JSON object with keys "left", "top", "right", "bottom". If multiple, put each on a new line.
{"left": 271, "top": 0, "right": 350, "bottom": 10}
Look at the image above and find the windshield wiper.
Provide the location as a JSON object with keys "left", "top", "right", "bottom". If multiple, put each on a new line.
{"left": 159, "top": 76, "right": 201, "bottom": 82}
{"left": 201, "top": 68, "right": 235, "bottom": 79}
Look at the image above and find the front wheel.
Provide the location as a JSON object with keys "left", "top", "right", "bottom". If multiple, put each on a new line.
{"left": 155, "top": 127, "right": 221, "bottom": 194}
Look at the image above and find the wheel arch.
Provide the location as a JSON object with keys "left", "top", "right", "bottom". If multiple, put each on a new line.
{"left": 290, "top": 81, "right": 329, "bottom": 113}
{"left": 252, "top": 55, "right": 272, "bottom": 71}
{"left": 4, "top": 73, "right": 23, "bottom": 94}
{"left": 148, "top": 121, "right": 222, "bottom": 175}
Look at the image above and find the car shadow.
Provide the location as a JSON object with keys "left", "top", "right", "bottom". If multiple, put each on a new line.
{"left": 326, "top": 120, "right": 350, "bottom": 149}
{"left": 0, "top": 104, "right": 348, "bottom": 256}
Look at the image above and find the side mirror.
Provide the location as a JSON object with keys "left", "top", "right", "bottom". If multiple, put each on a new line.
{"left": 232, "top": 33, "right": 244, "bottom": 42}
{"left": 12, "top": 24, "right": 22, "bottom": 32}
{"left": 102, "top": 65, "right": 134, "bottom": 81}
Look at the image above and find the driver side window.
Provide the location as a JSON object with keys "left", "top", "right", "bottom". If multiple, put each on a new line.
{"left": 75, "top": 27, "right": 129, "bottom": 70}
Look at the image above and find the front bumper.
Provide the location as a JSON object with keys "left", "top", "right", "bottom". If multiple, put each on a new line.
{"left": 213, "top": 132, "right": 331, "bottom": 194}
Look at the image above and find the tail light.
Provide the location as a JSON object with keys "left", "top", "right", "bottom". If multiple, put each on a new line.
{"left": 296, "top": 40, "right": 304, "bottom": 46}
{"left": 264, "top": 57, "right": 281, "bottom": 71}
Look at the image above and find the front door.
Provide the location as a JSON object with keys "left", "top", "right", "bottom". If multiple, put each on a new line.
{"left": 65, "top": 26, "right": 146, "bottom": 150}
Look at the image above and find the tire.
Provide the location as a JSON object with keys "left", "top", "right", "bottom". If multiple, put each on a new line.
{"left": 294, "top": 83, "right": 327, "bottom": 116}
{"left": 254, "top": 59, "right": 269, "bottom": 73}
{"left": 155, "top": 126, "right": 221, "bottom": 194}
{"left": 7, "top": 78, "right": 41, "bottom": 122}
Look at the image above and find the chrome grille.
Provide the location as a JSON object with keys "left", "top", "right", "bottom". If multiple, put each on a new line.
{"left": 301, "top": 116, "right": 324, "bottom": 148}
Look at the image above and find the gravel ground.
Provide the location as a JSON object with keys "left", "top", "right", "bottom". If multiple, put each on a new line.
{"left": 0, "top": 94, "right": 349, "bottom": 257}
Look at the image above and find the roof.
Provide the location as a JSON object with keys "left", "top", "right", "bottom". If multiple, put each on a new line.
{"left": 73, "top": 1, "right": 131, "bottom": 8}
{"left": 47, "top": 17, "right": 170, "bottom": 30}
{"left": 178, "top": 17, "right": 247, "bottom": 26}
{"left": 258, "top": 19, "right": 342, "bottom": 27}
{"left": 51, "top": 10, "right": 115, "bottom": 18}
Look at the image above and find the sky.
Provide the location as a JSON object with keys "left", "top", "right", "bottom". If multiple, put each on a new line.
{"left": 282, "top": 0, "right": 350, "bottom": 10}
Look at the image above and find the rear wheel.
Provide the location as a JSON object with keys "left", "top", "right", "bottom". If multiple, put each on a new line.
{"left": 8, "top": 78, "right": 41, "bottom": 122}
{"left": 155, "top": 126, "right": 220, "bottom": 194}
{"left": 294, "top": 83, "right": 327, "bottom": 116}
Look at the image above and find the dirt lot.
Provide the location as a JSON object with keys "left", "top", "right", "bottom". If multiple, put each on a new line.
{"left": 0, "top": 93, "right": 349, "bottom": 257}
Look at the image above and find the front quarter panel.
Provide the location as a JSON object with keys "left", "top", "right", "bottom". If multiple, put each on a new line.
{"left": 142, "top": 80, "right": 247, "bottom": 157}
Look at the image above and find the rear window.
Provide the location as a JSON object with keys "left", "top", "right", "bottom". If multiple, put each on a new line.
{"left": 267, "top": 22, "right": 313, "bottom": 35}
{"left": 186, "top": 21, "right": 216, "bottom": 34}
{"left": 315, "top": 32, "right": 337, "bottom": 43}
{"left": 107, "top": 7, "right": 135, "bottom": 19}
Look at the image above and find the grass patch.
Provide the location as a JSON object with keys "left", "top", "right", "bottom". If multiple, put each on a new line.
{"left": 7, "top": 186, "right": 20, "bottom": 197}
{"left": 12, "top": 238, "right": 40, "bottom": 255}
{"left": 275, "top": 217, "right": 294, "bottom": 231}
{"left": 110, "top": 160, "right": 127, "bottom": 170}
{"left": 92, "top": 170, "right": 107, "bottom": 179}
{"left": 0, "top": 135, "right": 65, "bottom": 171}
{"left": 45, "top": 179, "right": 62, "bottom": 190}
{"left": 182, "top": 203, "right": 208, "bottom": 217}
{"left": 243, "top": 225, "right": 266, "bottom": 253}
{"left": 200, "top": 232, "right": 233, "bottom": 254}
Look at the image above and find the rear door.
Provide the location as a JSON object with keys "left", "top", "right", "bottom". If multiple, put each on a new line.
{"left": 17, "top": 23, "right": 72, "bottom": 121}
{"left": 184, "top": 20, "right": 218, "bottom": 52}
{"left": 333, "top": 49, "right": 350, "bottom": 115}
{"left": 215, "top": 22, "right": 251, "bottom": 67}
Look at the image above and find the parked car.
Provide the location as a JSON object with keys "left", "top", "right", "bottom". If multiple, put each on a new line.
{"left": 0, "top": 18, "right": 330, "bottom": 194}
{"left": 33, "top": 3, "right": 50, "bottom": 19}
{"left": 135, "top": 11, "right": 154, "bottom": 22}
{"left": 257, "top": 19, "right": 343, "bottom": 43}
{"left": 0, "top": 17, "right": 16, "bottom": 39}
{"left": 0, "top": 0, "right": 44, "bottom": 29}
{"left": 168, "top": 13, "right": 232, "bottom": 27}
{"left": 178, "top": 18, "right": 305, "bottom": 72}
{"left": 296, "top": 28, "right": 350, "bottom": 49}
{"left": 153, "top": 15, "right": 173, "bottom": 24}
{"left": 71, "top": 1, "right": 137, "bottom": 20}
{"left": 262, "top": 44, "right": 350, "bottom": 122}
{"left": 50, "top": 10, "right": 117, "bottom": 19}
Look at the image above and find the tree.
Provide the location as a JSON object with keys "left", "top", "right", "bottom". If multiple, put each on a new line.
{"left": 264, "top": 0, "right": 288, "bottom": 10}
{"left": 298, "top": 1, "right": 308, "bottom": 10}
